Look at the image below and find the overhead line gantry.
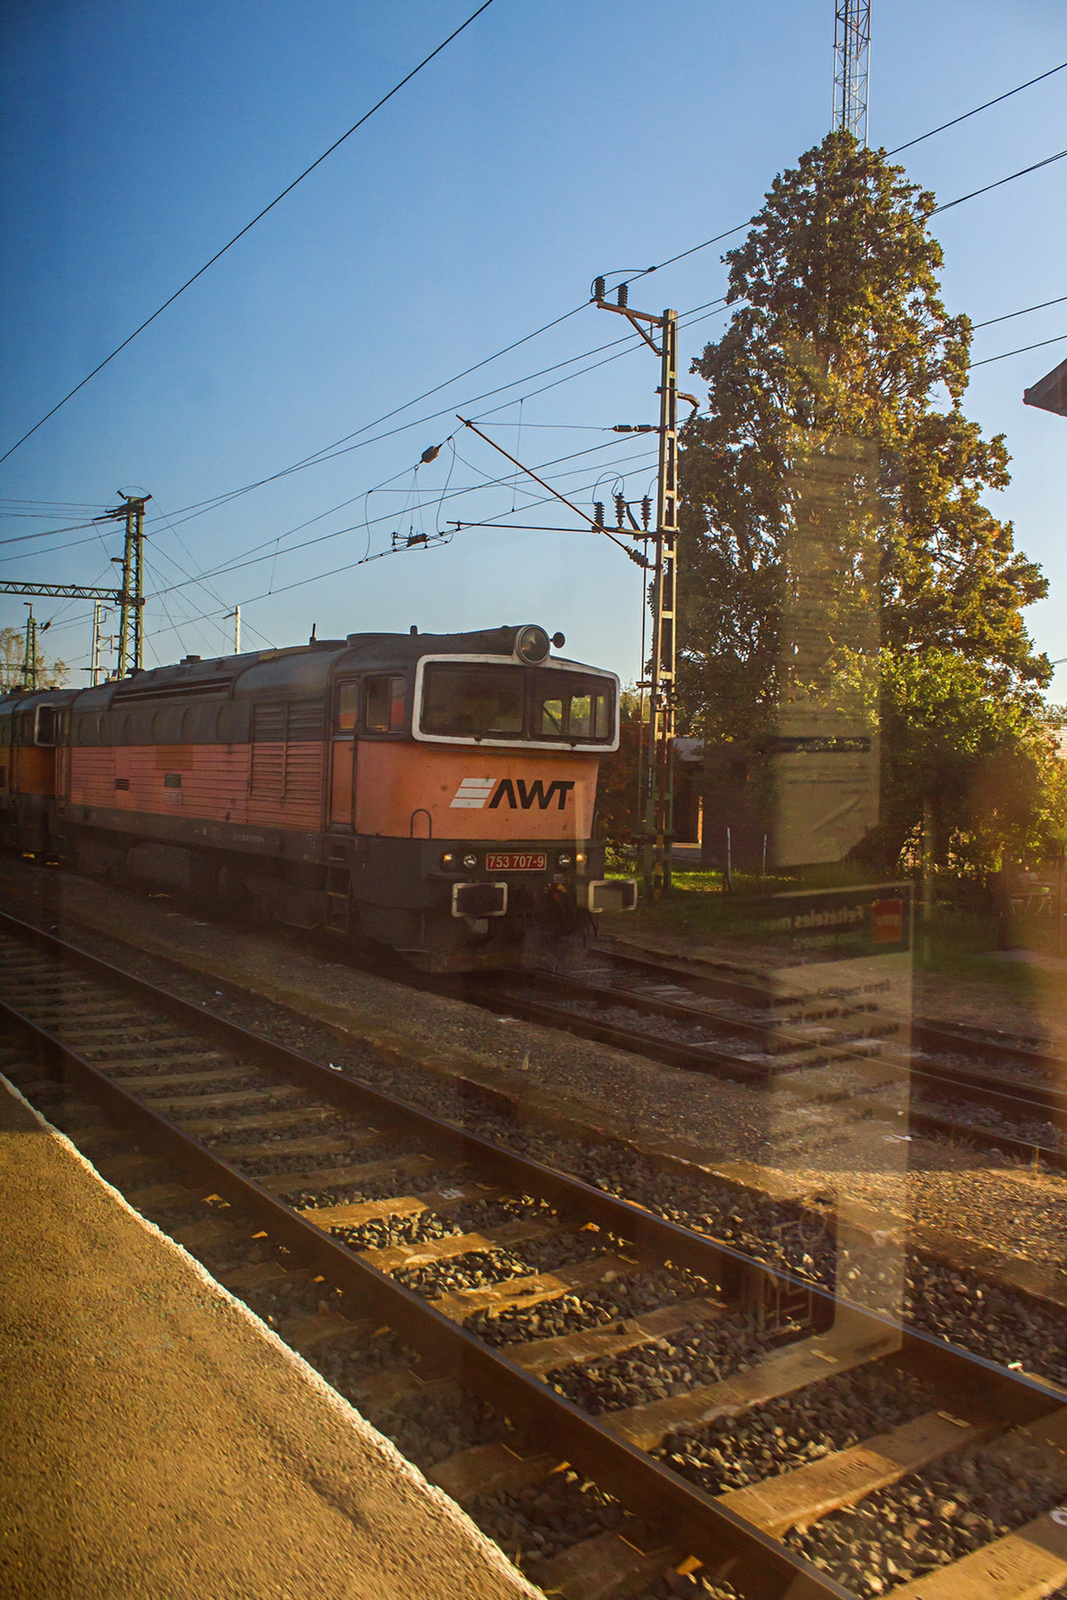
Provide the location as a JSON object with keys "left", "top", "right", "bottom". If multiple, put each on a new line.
{"left": 1, "top": 492, "right": 150, "bottom": 682}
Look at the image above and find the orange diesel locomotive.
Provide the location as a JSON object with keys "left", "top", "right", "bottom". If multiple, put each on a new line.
{"left": 0, "top": 623, "right": 635, "bottom": 969}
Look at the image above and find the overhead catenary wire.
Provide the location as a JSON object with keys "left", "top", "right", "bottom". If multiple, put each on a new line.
{"left": 22, "top": 58, "right": 1052, "bottom": 560}
{"left": 10, "top": 53, "right": 1067, "bottom": 631}
{"left": 972, "top": 293, "right": 1067, "bottom": 329}
{"left": 148, "top": 298, "right": 595, "bottom": 527}
{"left": 136, "top": 281, "right": 1062, "bottom": 633}
{"left": 65, "top": 293, "right": 727, "bottom": 565}
{"left": 145, "top": 437, "right": 661, "bottom": 601}
{"left": 970, "top": 331, "right": 1067, "bottom": 368}
{"left": 150, "top": 444, "right": 663, "bottom": 612}
{"left": 0, "top": 0, "right": 499, "bottom": 466}
{"left": 128, "top": 284, "right": 1063, "bottom": 641}
{"left": 9, "top": 51, "right": 1061, "bottom": 522}
{"left": 126, "top": 105, "right": 1065, "bottom": 537}
{"left": 0, "top": 498, "right": 111, "bottom": 509}
{"left": 4, "top": 273, "right": 1050, "bottom": 592}
{"left": 136, "top": 299, "right": 732, "bottom": 597}
{"left": 150, "top": 498, "right": 277, "bottom": 649}
{"left": 136, "top": 451, "right": 662, "bottom": 646}
{"left": 2, "top": 258, "right": 1056, "bottom": 585}
{"left": 141, "top": 459, "right": 663, "bottom": 643}
{"left": 931, "top": 146, "right": 1067, "bottom": 216}
{"left": 96, "top": 311, "right": 648, "bottom": 541}
{"left": 0, "top": 519, "right": 110, "bottom": 547}
{"left": 884, "top": 59, "right": 1067, "bottom": 156}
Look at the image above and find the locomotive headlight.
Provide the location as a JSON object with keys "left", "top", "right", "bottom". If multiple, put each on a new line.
{"left": 557, "top": 852, "right": 573, "bottom": 868}
{"left": 515, "top": 624, "right": 550, "bottom": 664}
{"left": 575, "top": 852, "right": 586, "bottom": 865}
{"left": 462, "top": 852, "right": 478, "bottom": 870}
{"left": 440, "top": 851, "right": 457, "bottom": 869}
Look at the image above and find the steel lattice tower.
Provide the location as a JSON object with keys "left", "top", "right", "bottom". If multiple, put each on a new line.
{"left": 833, "top": 0, "right": 870, "bottom": 143}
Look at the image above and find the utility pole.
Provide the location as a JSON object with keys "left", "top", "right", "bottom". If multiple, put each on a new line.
{"left": 90, "top": 601, "right": 101, "bottom": 687}
{"left": 453, "top": 283, "right": 681, "bottom": 900}
{"left": 593, "top": 280, "right": 681, "bottom": 900}
{"left": 228, "top": 605, "right": 241, "bottom": 654}
{"left": 97, "top": 492, "right": 150, "bottom": 676}
{"left": 23, "top": 603, "right": 38, "bottom": 691}
{"left": 834, "top": 0, "right": 870, "bottom": 144}
{"left": 89, "top": 601, "right": 112, "bottom": 686}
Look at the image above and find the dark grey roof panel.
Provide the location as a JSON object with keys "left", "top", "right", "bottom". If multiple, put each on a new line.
{"left": 1023, "top": 356, "right": 1067, "bottom": 418}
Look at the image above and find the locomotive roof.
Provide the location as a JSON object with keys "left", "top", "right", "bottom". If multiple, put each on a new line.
{"left": 0, "top": 624, "right": 599, "bottom": 715}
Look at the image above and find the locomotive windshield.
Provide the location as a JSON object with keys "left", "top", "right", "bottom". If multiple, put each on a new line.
{"left": 420, "top": 663, "right": 614, "bottom": 744}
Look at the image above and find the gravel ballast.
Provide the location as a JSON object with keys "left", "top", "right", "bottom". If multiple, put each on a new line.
{"left": 6, "top": 863, "right": 1067, "bottom": 1600}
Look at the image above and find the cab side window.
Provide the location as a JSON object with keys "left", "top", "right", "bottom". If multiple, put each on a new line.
{"left": 336, "top": 681, "right": 360, "bottom": 732}
{"left": 365, "top": 675, "right": 405, "bottom": 734}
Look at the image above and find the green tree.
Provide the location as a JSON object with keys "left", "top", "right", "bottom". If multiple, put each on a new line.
{"left": 844, "top": 647, "right": 1063, "bottom": 875}
{"left": 0, "top": 626, "right": 69, "bottom": 692}
{"left": 678, "top": 130, "right": 1053, "bottom": 871}
{"left": 595, "top": 688, "right": 646, "bottom": 851}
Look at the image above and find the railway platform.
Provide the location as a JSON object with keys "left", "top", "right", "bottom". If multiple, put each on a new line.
{"left": 0, "top": 1074, "right": 540, "bottom": 1600}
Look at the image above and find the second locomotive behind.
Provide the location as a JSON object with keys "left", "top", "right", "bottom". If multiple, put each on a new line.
{"left": 0, "top": 622, "right": 636, "bottom": 970}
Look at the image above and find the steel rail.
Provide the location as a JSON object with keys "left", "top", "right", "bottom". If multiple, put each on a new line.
{"left": 911, "top": 1016, "right": 1067, "bottom": 1074}
{"left": 597, "top": 942, "right": 1067, "bottom": 1078}
{"left": 1, "top": 908, "right": 1062, "bottom": 1419}
{"left": 507, "top": 952, "right": 1067, "bottom": 1140}
{"left": 470, "top": 973, "right": 1067, "bottom": 1173}
{"left": 518, "top": 968, "right": 842, "bottom": 1057}
{"left": 909, "top": 1059, "right": 1067, "bottom": 1126}
{"left": 0, "top": 961, "right": 846, "bottom": 1598}
{"left": 464, "top": 980, "right": 775, "bottom": 1082}
{"left": 0, "top": 911, "right": 794, "bottom": 1304}
{"left": 591, "top": 944, "right": 800, "bottom": 1008}
{"left": 2, "top": 911, "right": 1065, "bottom": 1593}
{"left": 525, "top": 968, "right": 1067, "bottom": 1125}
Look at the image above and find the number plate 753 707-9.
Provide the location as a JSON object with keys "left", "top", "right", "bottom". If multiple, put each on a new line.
{"left": 485, "top": 851, "right": 547, "bottom": 871}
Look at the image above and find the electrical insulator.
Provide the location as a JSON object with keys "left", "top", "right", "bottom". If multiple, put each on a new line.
{"left": 593, "top": 276, "right": 606, "bottom": 301}
{"left": 614, "top": 493, "right": 626, "bottom": 528}
{"left": 617, "top": 282, "right": 628, "bottom": 308}
{"left": 593, "top": 502, "right": 604, "bottom": 528}
{"left": 420, "top": 444, "right": 441, "bottom": 464}
{"left": 641, "top": 496, "right": 652, "bottom": 529}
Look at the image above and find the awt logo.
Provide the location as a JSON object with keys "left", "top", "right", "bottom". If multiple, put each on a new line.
{"left": 450, "top": 777, "right": 576, "bottom": 811}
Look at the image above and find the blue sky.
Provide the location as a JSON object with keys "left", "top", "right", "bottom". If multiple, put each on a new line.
{"left": 1, "top": 0, "right": 1065, "bottom": 692}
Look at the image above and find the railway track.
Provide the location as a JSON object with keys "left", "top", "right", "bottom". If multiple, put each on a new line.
{"left": 462, "top": 946, "right": 1067, "bottom": 1173}
{"left": 3, "top": 910, "right": 1067, "bottom": 1600}
{"left": 4, "top": 854, "right": 1062, "bottom": 1172}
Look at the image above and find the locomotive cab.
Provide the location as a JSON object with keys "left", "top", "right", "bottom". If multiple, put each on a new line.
{"left": 324, "top": 623, "right": 634, "bottom": 969}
